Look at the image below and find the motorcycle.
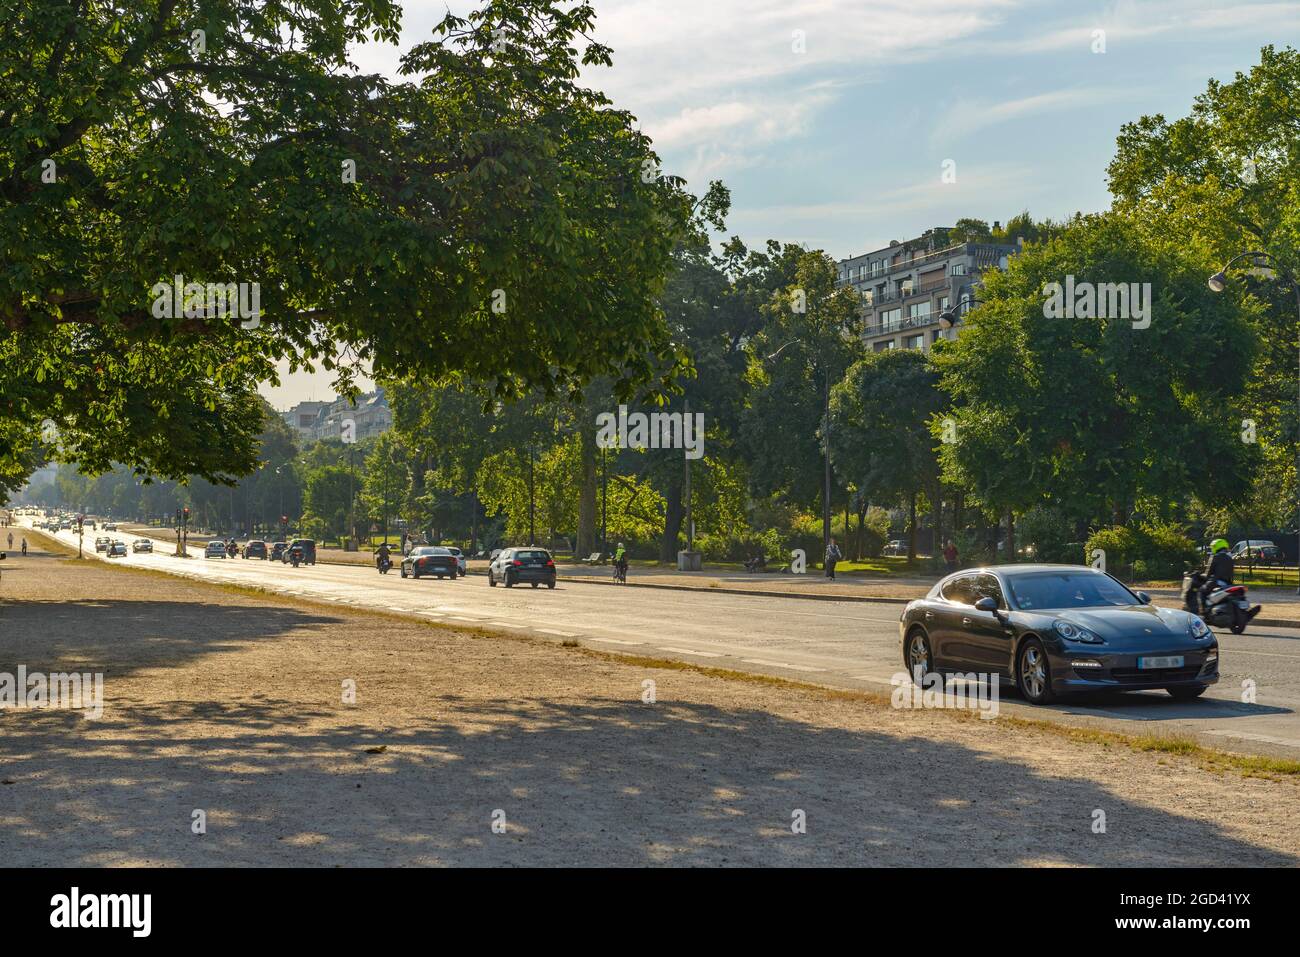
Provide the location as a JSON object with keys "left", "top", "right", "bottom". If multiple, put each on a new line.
{"left": 1182, "top": 570, "right": 1261, "bottom": 634}
{"left": 290, "top": 549, "right": 302, "bottom": 568}
{"left": 377, "top": 554, "right": 392, "bottom": 575}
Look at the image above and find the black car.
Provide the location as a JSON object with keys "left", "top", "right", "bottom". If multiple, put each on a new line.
{"left": 899, "top": 564, "right": 1218, "bottom": 704}
{"left": 488, "top": 547, "right": 557, "bottom": 588}
{"left": 244, "top": 539, "right": 268, "bottom": 560}
{"left": 401, "top": 546, "right": 459, "bottom": 580}
{"left": 270, "top": 542, "right": 288, "bottom": 561}
{"left": 284, "top": 539, "right": 317, "bottom": 565}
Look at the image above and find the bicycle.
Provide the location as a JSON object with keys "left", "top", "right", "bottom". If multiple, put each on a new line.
{"left": 613, "top": 559, "right": 628, "bottom": 584}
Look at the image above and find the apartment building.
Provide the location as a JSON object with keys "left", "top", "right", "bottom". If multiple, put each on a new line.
{"left": 281, "top": 388, "right": 393, "bottom": 445}
{"left": 837, "top": 227, "right": 1019, "bottom": 352}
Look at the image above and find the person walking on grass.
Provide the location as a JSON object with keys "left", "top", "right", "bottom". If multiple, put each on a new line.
{"left": 825, "top": 537, "right": 842, "bottom": 580}
{"left": 943, "top": 539, "right": 959, "bottom": 572}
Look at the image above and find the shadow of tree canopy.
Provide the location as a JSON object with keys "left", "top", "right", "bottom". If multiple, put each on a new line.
{"left": 1, "top": 694, "right": 1294, "bottom": 867}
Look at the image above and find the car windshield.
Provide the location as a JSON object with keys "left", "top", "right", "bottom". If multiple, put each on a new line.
{"left": 1006, "top": 571, "right": 1139, "bottom": 610}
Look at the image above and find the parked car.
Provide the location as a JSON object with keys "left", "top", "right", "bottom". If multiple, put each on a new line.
{"left": 94, "top": 536, "right": 110, "bottom": 553}
{"left": 445, "top": 546, "right": 467, "bottom": 576}
{"left": 270, "top": 541, "right": 288, "bottom": 561}
{"left": 243, "top": 540, "right": 268, "bottom": 560}
{"left": 488, "top": 547, "right": 557, "bottom": 589}
{"left": 107, "top": 540, "right": 128, "bottom": 557}
{"left": 284, "top": 539, "right": 317, "bottom": 565}
{"left": 131, "top": 538, "right": 153, "bottom": 554}
{"left": 205, "top": 541, "right": 227, "bottom": 559}
{"left": 883, "top": 540, "right": 907, "bottom": 556}
{"left": 899, "top": 564, "right": 1218, "bottom": 705}
{"left": 1230, "top": 540, "right": 1281, "bottom": 564}
{"left": 401, "top": 546, "right": 460, "bottom": 580}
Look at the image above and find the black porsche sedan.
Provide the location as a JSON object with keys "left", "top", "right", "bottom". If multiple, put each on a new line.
{"left": 899, "top": 564, "right": 1219, "bottom": 704}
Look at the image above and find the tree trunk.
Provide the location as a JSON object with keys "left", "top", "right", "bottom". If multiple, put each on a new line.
{"left": 907, "top": 492, "right": 918, "bottom": 561}
{"left": 1005, "top": 509, "right": 1016, "bottom": 562}
{"left": 576, "top": 415, "right": 598, "bottom": 558}
{"left": 661, "top": 472, "right": 683, "bottom": 564}
{"left": 855, "top": 502, "right": 866, "bottom": 560}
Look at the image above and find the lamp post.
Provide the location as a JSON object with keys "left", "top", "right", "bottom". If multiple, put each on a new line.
{"left": 937, "top": 295, "right": 984, "bottom": 331}
{"left": 1208, "top": 250, "right": 1300, "bottom": 594}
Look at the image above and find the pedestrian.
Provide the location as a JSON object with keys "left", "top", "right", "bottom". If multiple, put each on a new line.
{"left": 943, "top": 539, "right": 958, "bottom": 572}
{"left": 21, "top": 537, "right": 27, "bottom": 556}
{"left": 5, "top": 532, "right": 11, "bottom": 549}
{"left": 825, "top": 537, "right": 842, "bottom": 580}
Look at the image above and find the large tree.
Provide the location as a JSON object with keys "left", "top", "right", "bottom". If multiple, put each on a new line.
{"left": 931, "top": 213, "right": 1260, "bottom": 553}
{"left": 1107, "top": 44, "right": 1300, "bottom": 531}
{"left": 0, "top": 0, "right": 692, "bottom": 489}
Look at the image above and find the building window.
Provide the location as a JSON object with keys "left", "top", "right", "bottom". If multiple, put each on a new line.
{"left": 905, "top": 334, "right": 924, "bottom": 350}
{"left": 880, "top": 307, "right": 901, "bottom": 331}
{"left": 939, "top": 296, "right": 949, "bottom": 313}
{"left": 908, "top": 301, "right": 931, "bottom": 320}
{"left": 950, "top": 263, "right": 966, "bottom": 276}
{"left": 873, "top": 339, "right": 896, "bottom": 352}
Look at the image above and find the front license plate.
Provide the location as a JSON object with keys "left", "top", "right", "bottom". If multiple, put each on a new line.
{"left": 1138, "top": 655, "right": 1184, "bottom": 670}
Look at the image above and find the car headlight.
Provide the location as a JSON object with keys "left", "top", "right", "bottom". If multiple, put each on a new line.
{"left": 1054, "top": 619, "right": 1103, "bottom": 644}
{"left": 1188, "top": 616, "right": 1212, "bottom": 639}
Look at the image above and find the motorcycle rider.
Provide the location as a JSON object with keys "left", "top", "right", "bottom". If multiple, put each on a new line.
{"left": 376, "top": 541, "right": 392, "bottom": 572}
{"left": 1201, "top": 538, "right": 1234, "bottom": 615}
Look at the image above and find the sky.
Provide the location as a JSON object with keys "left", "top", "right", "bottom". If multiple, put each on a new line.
{"left": 265, "top": 0, "right": 1300, "bottom": 409}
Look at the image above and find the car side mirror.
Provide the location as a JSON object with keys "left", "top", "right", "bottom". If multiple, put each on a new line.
{"left": 974, "top": 597, "right": 998, "bottom": 613}
{"left": 1137, "top": 591, "right": 1151, "bottom": 604}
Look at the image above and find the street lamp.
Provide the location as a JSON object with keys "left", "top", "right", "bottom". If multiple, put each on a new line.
{"left": 1208, "top": 250, "right": 1300, "bottom": 594}
{"left": 765, "top": 338, "right": 833, "bottom": 554}
{"left": 938, "top": 296, "right": 983, "bottom": 330}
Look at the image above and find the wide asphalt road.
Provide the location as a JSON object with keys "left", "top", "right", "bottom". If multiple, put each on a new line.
{"left": 25, "top": 520, "right": 1300, "bottom": 758}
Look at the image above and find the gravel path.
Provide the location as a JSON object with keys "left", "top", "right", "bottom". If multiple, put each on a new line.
{"left": 1, "top": 544, "right": 1296, "bottom": 866}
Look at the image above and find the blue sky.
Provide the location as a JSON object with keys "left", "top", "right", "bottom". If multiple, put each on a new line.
{"left": 269, "top": 0, "right": 1299, "bottom": 407}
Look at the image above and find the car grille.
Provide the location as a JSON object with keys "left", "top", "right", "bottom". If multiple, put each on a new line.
{"left": 1108, "top": 666, "right": 1203, "bottom": 684}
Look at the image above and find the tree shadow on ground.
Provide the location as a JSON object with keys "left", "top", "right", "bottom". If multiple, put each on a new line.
{"left": 1, "top": 695, "right": 1294, "bottom": 867}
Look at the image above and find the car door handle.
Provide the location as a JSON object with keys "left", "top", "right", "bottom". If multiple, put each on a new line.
{"left": 924, "top": 611, "right": 934, "bottom": 620}
{"left": 962, "top": 617, "right": 972, "bottom": 627}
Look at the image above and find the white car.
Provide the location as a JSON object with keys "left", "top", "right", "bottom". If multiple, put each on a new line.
{"left": 205, "top": 541, "right": 227, "bottom": 559}
{"left": 131, "top": 539, "right": 153, "bottom": 554}
{"left": 94, "top": 536, "right": 111, "bottom": 553}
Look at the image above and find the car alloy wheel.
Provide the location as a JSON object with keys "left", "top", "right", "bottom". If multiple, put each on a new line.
{"left": 1017, "top": 639, "right": 1055, "bottom": 704}
{"left": 905, "top": 630, "right": 932, "bottom": 683}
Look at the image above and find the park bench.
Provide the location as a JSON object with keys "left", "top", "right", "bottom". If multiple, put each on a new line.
{"left": 583, "top": 552, "right": 607, "bottom": 565}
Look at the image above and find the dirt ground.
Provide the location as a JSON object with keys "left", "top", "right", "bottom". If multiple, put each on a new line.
{"left": 1, "top": 542, "right": 1297, "bottom": 867}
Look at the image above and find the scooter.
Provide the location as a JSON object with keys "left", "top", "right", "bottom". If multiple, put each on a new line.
{"left": 377, "top": 554, "right": 392, "bottom": 575}
{"left": 1182, "top": 571, "right": 1261, "bottom": 634}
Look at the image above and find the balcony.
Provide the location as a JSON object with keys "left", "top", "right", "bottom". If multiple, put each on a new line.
{"left": 862, "top": 313, "right": 941, "bottom": 339}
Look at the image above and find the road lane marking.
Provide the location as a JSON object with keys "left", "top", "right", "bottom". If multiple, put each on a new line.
{"left": 588, "top": 637, "right": 642, "bottom": 646}
{"left": 741, "top": 658, "right": 825, "bottom": 672}
{"left": 535, "top": 628, "right": 576, "bottom": 637}
{"left": 658, "top": 646, "right": 723, "bottom": 657}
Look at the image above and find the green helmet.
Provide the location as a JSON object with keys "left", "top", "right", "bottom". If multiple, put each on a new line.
{"left": 1211, "top": 538, "right": 1230, "bottom": 554}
